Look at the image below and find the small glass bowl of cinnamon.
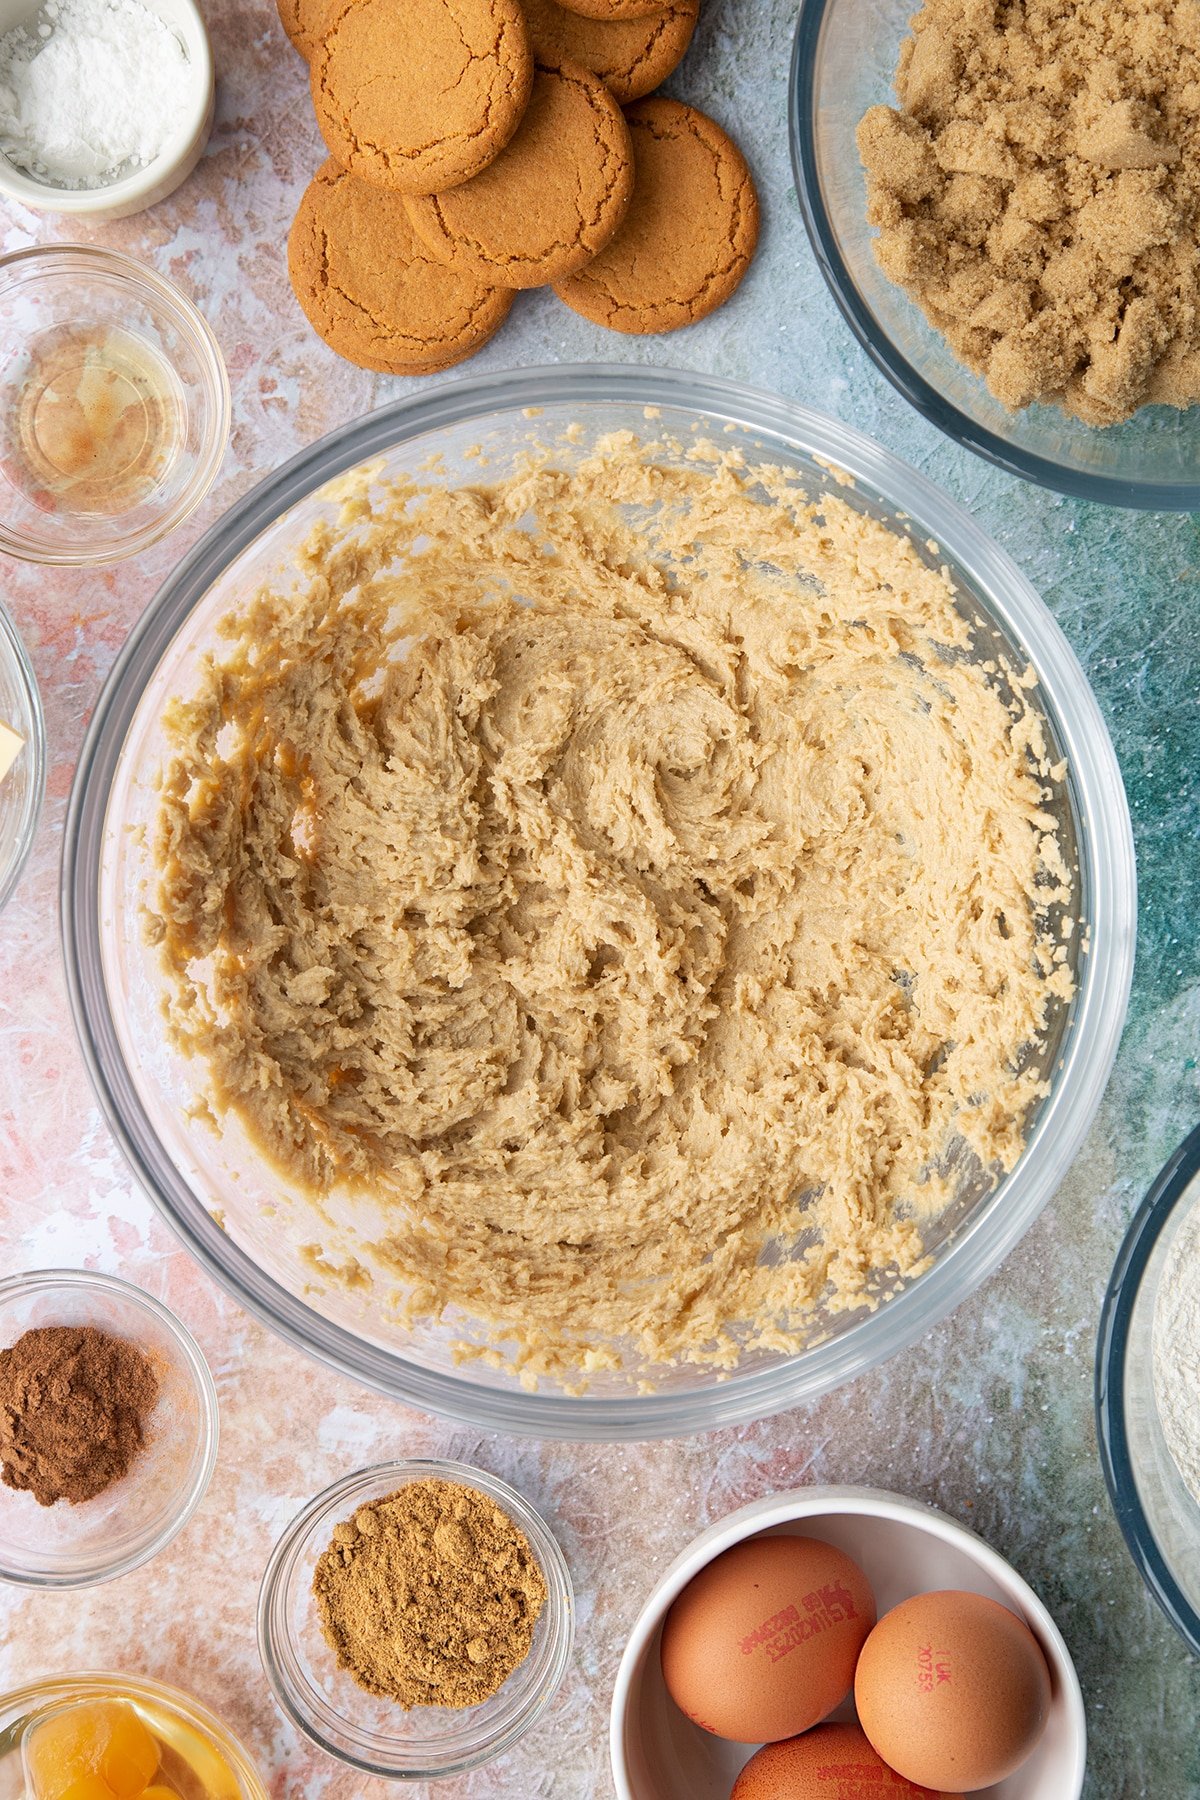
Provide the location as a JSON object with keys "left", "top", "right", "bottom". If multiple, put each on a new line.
{"left": 0, "top": 1268, "right": 219, "bottom": 1588}
{"left": 258, "top": 1458, "right": 575, "bottom": 1780}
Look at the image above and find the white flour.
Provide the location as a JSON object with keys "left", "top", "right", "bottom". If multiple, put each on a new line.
{"left": 0, "top": 0, "right": 192, "bottom": 189}
{"left": 1153, "top": 1189, "right": 1200, "bottom": 1504}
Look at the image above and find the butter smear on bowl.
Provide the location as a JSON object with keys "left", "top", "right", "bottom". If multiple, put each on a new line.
{"left": 0, "top": 719, "right": 23, "bottom": 785}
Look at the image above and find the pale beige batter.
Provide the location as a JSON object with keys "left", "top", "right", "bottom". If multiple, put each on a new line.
{"left": 148, "top": 435, "right": 1074, "bottom": 1380}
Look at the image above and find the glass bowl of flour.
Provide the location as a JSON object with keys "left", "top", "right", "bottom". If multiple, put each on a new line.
{"left": 0, "top": 0, "right": 213, "bottom": 220}
{"left": 1097, "top": 1124, "right": 1200, "bottom": 1651}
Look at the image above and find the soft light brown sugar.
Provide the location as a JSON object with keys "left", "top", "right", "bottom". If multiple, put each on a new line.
{"left": 858, "top": 0, "right": 1200, "bottom": 424}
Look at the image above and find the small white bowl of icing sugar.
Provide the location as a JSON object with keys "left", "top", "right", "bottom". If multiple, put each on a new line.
{"left": 0, "top": 0, "right": 213, "bottom": 219}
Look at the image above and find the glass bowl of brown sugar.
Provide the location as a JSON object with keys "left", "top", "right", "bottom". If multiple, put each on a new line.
{"left": 0, "top": 1268, "right": 219, "bottom": 1588}
{"left": 257, "top": 1458, "right": 575, "bottom": 1779}
{"left": 790, "top": 0, "right": 1200, "bottom": 508}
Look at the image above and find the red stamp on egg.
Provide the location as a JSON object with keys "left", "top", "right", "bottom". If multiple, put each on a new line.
{"left": 740, "top": 1580, "right": 859, "bottom": 1661}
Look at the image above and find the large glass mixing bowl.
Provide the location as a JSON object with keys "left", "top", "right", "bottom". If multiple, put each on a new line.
{"left": 790, "top": 0, "right": 1200, "bottom": 508}
{"left": 61, "top": 366, "right": 1136, "bottom": 1439}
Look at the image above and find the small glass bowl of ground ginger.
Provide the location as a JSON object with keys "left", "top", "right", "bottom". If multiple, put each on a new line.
{"left": 0, "top": 1269, "right": 218, "bottom": 1588}
{"left": 258, "top": 1458, "right": 575, "bottom": 1779}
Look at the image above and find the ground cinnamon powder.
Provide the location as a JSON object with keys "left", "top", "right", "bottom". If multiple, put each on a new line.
{"left": 0, "top": 1324, "right": 159, "bottom": 1506}
{"left": 313, "top": 1479, "right": 548, "bottom": 1710}
{"left": 858, "top": 0, "right": 1200, "bottom": 423}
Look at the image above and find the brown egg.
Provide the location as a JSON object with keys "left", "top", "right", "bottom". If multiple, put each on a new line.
{"left": 730, "top": 1723, "right": 965, "bottom": 1798}
{"left": 854, "top": 1589, "right": 1052, "bottom": 1792}
{"left": 660, "top": 1534, "right": 876, "bottom": 1743}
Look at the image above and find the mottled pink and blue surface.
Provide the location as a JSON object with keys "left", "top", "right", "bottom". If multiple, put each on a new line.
{"left": 2, "top": 0, "right": 1200, "bottom": 1794}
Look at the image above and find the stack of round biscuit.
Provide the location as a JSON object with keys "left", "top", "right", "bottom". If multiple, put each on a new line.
{"left": 284, "top": 0, "right": 760, "bottom": 373}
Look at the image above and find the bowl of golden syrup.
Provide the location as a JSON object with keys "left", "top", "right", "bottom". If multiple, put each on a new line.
{"left": 0, "top": 244, "right": 229, "bottom": 566}
{"left": 0, "top": 1673, "right": 268, "bottom": 1800}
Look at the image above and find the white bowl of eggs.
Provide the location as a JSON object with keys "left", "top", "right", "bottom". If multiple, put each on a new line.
{"left": 610, "top": 1486, "right": 1086, "bottom": 1800}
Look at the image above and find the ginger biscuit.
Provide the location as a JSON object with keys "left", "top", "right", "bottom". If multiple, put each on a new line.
{"left": 312, "top": 0, "right": 534, "bottom": 195}
{"left": 288, "top": 161, "right": 513, "bottom": 373}
{"left": 554, "top": 97, "right": 758, "bottom": 332}
{"left": 404, "top": 62, "right": 634, "bottom": 288}
{"left": 518, "top": 0, "right": 697, "bottom": 103}
{"left": 276, "top": 0, "right": 327, "bottom": 58}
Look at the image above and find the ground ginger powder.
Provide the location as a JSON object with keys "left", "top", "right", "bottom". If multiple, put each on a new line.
{"left": 858, "top": 0, "right": 1200, "bottom": 423}
{"left": 312, "top": 1479, "right": 547, "bottom": 1709}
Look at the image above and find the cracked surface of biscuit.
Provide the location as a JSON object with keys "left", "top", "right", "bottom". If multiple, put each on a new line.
{"left": 288, "top": 160, "right": 513, "bottom": 371}
{"left": 555, "top": 0, "right": 663, "bottom": 23}
{"left": 555, "top": 97, "right": 758, "bottom": 332}
{"left": 404, "top": 61, "right": 635, "bottom": 288}
{"left": 276, "top": 0, "right": 328, "bottom": 59}
{"left": 312, "top": 0, "right": 534, "bottom": 194}
{"left": 517, "top": 0, "right": 698, "bottom": 104}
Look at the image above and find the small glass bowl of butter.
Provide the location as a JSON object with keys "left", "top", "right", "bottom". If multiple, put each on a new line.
{"left": 0, "top": 244, "right": 229, "bottom": 566}
{"left": 0, "top": 596, "right": 44, "bottom": 910}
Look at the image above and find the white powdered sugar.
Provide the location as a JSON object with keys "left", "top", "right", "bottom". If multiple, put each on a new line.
{"left": 0, "top": 0, "right": 193, "bottom": 189}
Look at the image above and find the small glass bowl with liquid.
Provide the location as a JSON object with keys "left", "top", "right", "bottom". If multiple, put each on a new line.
{"left": 0, "top": 245, "right": 230, "bottom": 565}
{"left": 0, "top": 1672, "right": 270, "bottom": 1800}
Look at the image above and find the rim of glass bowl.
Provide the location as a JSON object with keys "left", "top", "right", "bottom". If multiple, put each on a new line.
{"left": 788, "top": 14, "right": 1200, "bottom": 511}
{"left": 257, "top": 1458, "right": 575, "bottom": 1779}
{"left": 0, "top": 1268, "right": 220, "bottom": 1588}
{"left": 1095, "top": 1123, "right": 1200, "bottom": 1653}
{"left": 61, "top": 363, "right": 1137, "bottom": 1441}
{"left": 0, "top": 596, "right": 47, "bottom": 912}
{"left": 0, "top": 1671, "right": 269, "bottom": 1799}
{"left": 0, "top": 244, "right": 231, "bottom": 567}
